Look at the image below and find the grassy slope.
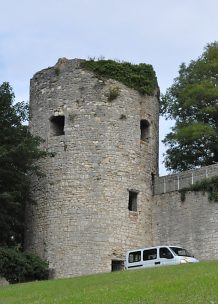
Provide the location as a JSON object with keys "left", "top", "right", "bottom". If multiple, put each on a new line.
{"left": 1, "top": 261, "right": 218, "bottom": 304}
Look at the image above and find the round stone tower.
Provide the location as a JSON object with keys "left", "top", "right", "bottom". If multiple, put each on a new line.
{"left": 25, "top": 58, "right": 159, "bottom": 278}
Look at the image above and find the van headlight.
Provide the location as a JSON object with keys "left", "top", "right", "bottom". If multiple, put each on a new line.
{"left": 180, "top": 258, "right": 188, "bottom": 264}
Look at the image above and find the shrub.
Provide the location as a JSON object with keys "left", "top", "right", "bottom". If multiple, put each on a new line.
{"left": 180, "top": 176, "right": 218, "bottom": 202}
{"left": 54, "top": 67, "right": 60, "bottom": 76}
{"left": 80, "top": 59, "right": 157, "bottom": 95}
{"left": 23, "top": 252, "right": 49, "bottom": 282}
{"left": 105, "top": 86, "right": 120, "bottom": 101}
{"left": 0, "top": 247, "right": 49, "bottom": 284}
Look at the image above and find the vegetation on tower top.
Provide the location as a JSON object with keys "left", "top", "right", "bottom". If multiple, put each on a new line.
{"left": 80, "top": 59, "right": 157, "bottom": 95}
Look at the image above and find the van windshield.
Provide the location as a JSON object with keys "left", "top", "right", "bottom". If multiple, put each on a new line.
{"left": 170, "top": 247, "right": 192, "bottom": 257}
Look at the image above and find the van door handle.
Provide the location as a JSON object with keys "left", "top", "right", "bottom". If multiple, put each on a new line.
{"left": 155, "top": 261, "right": 160, "bottom": 265}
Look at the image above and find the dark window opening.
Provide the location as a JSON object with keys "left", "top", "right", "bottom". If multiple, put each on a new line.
{"left": 151, "top": 173, "right": 155, "bottom": 194}
{"left": 151, "top": 173, "right": 155, "bottom": 185}
{"left": 140, "top": 119, "right": 150, "bottom": 142}
{"left": 111, "top": 260, "right": 124, "bottom": 272}
{"left": 128, "top": 190, "right": 138, "bottom": 211}
{"left": 50, "top": 115, "right": 65, "bottom": 136}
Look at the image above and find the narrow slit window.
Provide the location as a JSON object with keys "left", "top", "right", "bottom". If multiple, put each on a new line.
{"left": 128, "top": 190, "right": 138, "bottom": 211}
{"left": 50, "top": 115, "right": 65, "bottom": 136}
{"left": 140, "top": 119, "right": 150, "bottom": 142}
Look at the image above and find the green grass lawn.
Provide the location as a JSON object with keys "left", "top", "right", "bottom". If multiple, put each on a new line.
{"left": 1, "top": 261, "right": 218, "bottom": 304}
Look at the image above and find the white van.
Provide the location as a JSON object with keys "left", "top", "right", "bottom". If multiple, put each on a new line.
{"left": 125, "top": 245, "right": 199, "bottom": 270}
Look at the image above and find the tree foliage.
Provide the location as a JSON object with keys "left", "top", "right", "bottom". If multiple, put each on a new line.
{"left": 0, "top": 82, "right": 46, "bottom": 246}
{"left": 161, "top": 42, "right": 218, "bottom": 172}
{"left": 0, "top": 247, "right": 49, "bottom": 283}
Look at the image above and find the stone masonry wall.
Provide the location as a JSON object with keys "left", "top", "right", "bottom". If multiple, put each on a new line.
{"left": 25, "top": 58, "right": 159, "bottom": 278}
{"left": 153, "top": 164, "right": 218, "bottom": 260}
{"left": 153, "top": 189, "right": 218, "bottom": 261}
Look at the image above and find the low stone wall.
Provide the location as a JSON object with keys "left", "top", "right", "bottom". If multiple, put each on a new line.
{"left": 152, "top": 190, "right": 218, "bottom": 260}
{"left": 154, "top": 164, "right": 218, "bottom": 195}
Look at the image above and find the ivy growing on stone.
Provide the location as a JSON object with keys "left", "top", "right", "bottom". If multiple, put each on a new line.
{"left": 180, "top": 176, "right": 218, "bottom": 202}
{"left": 80, "top": 59, "right": 157, "bottom": 95}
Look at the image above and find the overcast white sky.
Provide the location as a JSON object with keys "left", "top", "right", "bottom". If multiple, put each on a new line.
{"left": 1, "top": 0, "right": 218, "bottom": 175}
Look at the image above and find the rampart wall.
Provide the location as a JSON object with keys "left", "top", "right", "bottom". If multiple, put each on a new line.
{"left": 154, "top": 164, "right": 218, "bottom": 195}
{"left": 153, "top": 164, "right": 218, "bottom": 260}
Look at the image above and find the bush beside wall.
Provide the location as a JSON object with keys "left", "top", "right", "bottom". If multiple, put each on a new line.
{"left": 0, "top": 247, "right": 49, "bottom": 284}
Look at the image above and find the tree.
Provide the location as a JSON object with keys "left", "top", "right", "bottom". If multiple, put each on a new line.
{"left": 0, "top": 82, "right": 46, "bottom": 246}
{"left": 161, "top": 42, "right": 218, "bottom": 172}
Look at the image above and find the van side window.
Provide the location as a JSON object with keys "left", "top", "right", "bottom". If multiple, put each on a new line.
{"left": 128, "top": 251, "right": 141, "bottom": 263}
{"left": 143, "top": 249, "right": 157, "bottom": 261}
{"left": 160, "top": 247, "right": 173, "bottom": 259}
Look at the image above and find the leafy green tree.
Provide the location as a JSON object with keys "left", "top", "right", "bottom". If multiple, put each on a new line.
{"left": 161, "top": 42, "right": 218, "bottom": 172}
{"left": 0, "top": 82, "right": 46, "bottom": 246}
